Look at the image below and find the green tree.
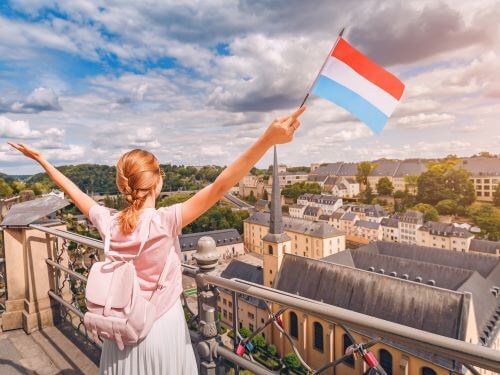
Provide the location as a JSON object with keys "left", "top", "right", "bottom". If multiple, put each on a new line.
{"left": 413, "top": 203, "right": 439, "bottom": 222}
{"left": 262, "top": 189, "right": 269, "bottom": 201}
{"left": 239, "top": 327, "right": 252, "bottom": 339}
{"left": 376, "top": 177, "right": 394, "bottom": 196}
{"left": 283, "top": 353, "right": 301, "bottom": 370}
{"left": 11, "top": 180, "right": 26, "bottom": 193}
{"left": 30, "top": 182, "right": 50, "bottom": 195}
{"left": 268, "top": 344, "right": 277, "bottom": 356}
{"left": 493, "top": 184, "right": 500, "bottom": 207}
{"left": 282, "top": 182, "right": 321, "bottom": 201}
{"left": 436, "top": 199, "right": 458, "bottom": 215}
{"left": 363, "top": 183, "right": 374, "bottom": 204}
{"left": 0, "top": 178, "right": 14, "bottom": 197}
{"left": 251, "top": 335, "right": 267, "bottom": 350}
{"left": 404, "top": 175, "right": 419, "bottom": 195}
{"left": 247, "top": 190, "right": 257, "bottom": 205}
{"left": 468, "top": 205, "right": 500, "bottom": 241}
{"left": 356, "top": 161, "right": 377, "bottom": 187}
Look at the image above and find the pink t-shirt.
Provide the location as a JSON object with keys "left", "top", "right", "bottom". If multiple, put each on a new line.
{"left": 88, "top": 203, "right": 184, "bottom": 319}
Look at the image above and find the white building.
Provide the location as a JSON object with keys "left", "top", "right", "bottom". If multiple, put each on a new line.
{"left": 296, "top": 194, "right": 342, "bottom": 215}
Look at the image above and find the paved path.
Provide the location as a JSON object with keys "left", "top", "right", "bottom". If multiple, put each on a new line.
{"left": 0, "top": 322, "right": 99, "bottom": 375}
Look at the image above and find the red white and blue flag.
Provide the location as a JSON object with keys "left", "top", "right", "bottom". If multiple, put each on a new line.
{"left": 311, "top": 37, "right": 405, "bottom": 134}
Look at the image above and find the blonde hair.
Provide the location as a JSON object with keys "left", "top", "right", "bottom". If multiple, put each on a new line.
{"left": 116, "top": 149, "right": 162, "bottom": 234}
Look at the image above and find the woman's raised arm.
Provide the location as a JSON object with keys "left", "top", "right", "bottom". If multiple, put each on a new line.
{"left": 8, "top": 143, "right": 96, "bottom": 217}
{"left": 180, "top": 106, "right": 306, "bottom": 227}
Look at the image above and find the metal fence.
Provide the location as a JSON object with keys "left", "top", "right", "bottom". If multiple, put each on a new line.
{"left": 30, "top": 224, "right": 500, "bottom": 375}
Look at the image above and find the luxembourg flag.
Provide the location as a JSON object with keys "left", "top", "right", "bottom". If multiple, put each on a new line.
{"left": 311, "top": 37, "right": 405, "bottom": 134}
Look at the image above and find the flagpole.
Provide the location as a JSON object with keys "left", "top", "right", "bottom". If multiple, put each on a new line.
{"left": 299, "top": 27, "right": 346, "bottom": 108}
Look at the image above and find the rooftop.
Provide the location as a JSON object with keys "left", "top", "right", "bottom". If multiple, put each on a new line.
{"left": 179, "top": 228, "right": 242, "bottom": 252}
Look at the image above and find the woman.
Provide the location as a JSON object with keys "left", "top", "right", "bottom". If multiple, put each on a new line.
{"left": 8, "top": 105, "right": 305, "bottom": 374}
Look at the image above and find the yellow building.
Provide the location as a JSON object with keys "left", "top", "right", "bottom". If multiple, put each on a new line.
{"left": 416, "top": 221, "right": 473, "bottom": 252}
{"left": 268, "top": 242, "right": 500, "bottom": 375}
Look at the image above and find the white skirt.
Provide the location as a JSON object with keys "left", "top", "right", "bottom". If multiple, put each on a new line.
{"left": 99, "top": 298, "right": 198, "bottom": 375}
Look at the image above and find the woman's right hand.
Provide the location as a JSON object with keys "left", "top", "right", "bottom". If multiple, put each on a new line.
{"left": 263, "top": 106, "right": 306, "bottom": 146}
{"left": 8, "top": 142, "right": 45, "bottom": 163}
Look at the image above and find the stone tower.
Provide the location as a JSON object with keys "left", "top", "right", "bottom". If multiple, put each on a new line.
{"left": 262, "top": 146, "right": 291, "bottom": 287}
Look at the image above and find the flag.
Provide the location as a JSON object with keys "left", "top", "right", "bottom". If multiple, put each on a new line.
{"left": 311, "top": 37, "right": 405, "bottom": 133}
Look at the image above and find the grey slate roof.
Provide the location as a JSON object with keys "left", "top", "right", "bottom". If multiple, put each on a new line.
{"left": 324, "top": 176, "right": 338, "bottom": 186}
{"left": 179, "top": 229, "right": 242, "bottom": 252}
{"left": 308, "top": 175, "right": 328, "bottom": 183}
{"left": 369, "top": 160, "right": 400, "bottom": 176}
{"left": 220, "top": 260, "right": 266, "bottom": 309}
{"left": 304, "top": 206, "right": 321, "bottom": 216}
{"left": 311, "top": 162, "right": 343, "bottom": 176}
{"left": 275, "top": 254, "right": 467, "bottom": 340}
{"left": 418, "top": 221, "right": 473, "bottom": 238}
{"left": 396, "top": 210, "right": 424, "bottom": 224}
{"left": 459, "top": 157, "right": 500, "bottom": 177}
{"left": 470, "top": 239, "right": 500, "bottom": 255}
{"left": 245, "top": 211, "right": 344, "bottom": 238}
{"left": 340, "top": 212, "right": 357, "bottom": 221}
{"left": 393, "top": 160, "right": 427, "bottom": 177}
{"left": 381, "top": 217, "right": 399, "bottom": 228}
{"left": 337, "top": 162, "right": 358, "bottom": 176}
{"left": 298, "top": 194, "right": 341, "bottom": 205}
{"left": 354, "top": 220, "right": 380, "bottom": 230}
{"left": 1, "top": 195, "right": 70, "bottom": 227}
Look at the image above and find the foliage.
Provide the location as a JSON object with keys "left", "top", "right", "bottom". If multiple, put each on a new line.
{"left": 178, "top": 204, "right": 249, "bottom": 234}
{"left": 417, "top": 164, "right": 475, "bottom": 206}
{"left": 467, "top": 204, "right": 500, "bottom": 241}
{"left": 356, "top": 161, "right": 377, "bottom": 186}
{"left": 103, "top": 195, "right": 128, "bottom": 210}
{"left": 376, "top": 177, "right": 394, "bottom": 196}
{"left": 282, "top": 204, "right": 289, "bottom": 214}
{"left": 283, "top": 353, "right": 302, "bottom": 370}
{"left": 403, "top": 175, "right": 419, "bottom": 195}
{"left": 251, "top": 335, "right": 267, "bottom": 350}
{"left": 246, "top": 190, "right": 257, "bottom": 205}
{"left": 413, "top": 203, "right": 439, "bottom": 222}
{"left": 286, "top": 166, "right": 310, "bottom": 173}
{"left": 262, "top": 189, "right": 269, "bottom": 200}
{"left": 362, "top": 184, "right": 374, "bottom": 204}
{"left": 0, "top": 178, "right": 14, "bottom": 197}
{"left": 494, "top": 184, "right": 500, "bottom": 207}
{"left": 157, "top": 193, "right": 193, "bottom": 207}
{"left": 282, "top": 182, "right": 321, "bottom": 200}
{"left": 436, "top": 199, "right": 459, "bottom": 215}
{"left": 11, "top": 180, "right": 26, "bottom": 193}
{"left": 239, "top": 326, "right": 252, "bottom": 338}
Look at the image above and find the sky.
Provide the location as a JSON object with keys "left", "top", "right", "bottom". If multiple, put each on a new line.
{"left": 0, "top": 0, "right": 499, "bottom": 174}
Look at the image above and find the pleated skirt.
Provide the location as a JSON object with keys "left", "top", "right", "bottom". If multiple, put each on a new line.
{"left": 99, "top": 298, "right": 198, "bottom": 375}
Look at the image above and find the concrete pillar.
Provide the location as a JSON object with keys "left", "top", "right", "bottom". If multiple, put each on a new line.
{"left": 1, "top": 223, "right": 69, "bottom": 333}
{"left": 301, "top": 313, "right": 308, "bottom": 362}
{"left": 327, "top": 324, "right": 335, "bottom": 375}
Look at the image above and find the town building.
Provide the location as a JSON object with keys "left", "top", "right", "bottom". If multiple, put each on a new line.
{"left": 346, "top": 204, "right": 388, "bottom": 222}
{"left": 417, "top": 221, "right": 474, "bottom": 252}
{"left": 179, "top": 229, "right": 244, "bottom": 263}
{"left": 269, "top": 170, "right": 309, "bottom": 187}
{"left": 328, "top": 177, "right": 360, "bottom": 197}
{"left": 380, "top": 217, "right": 400, "bottom": 242}
{"left": 460, "top": 157, "right": 500, "bottom": 202}
{"left": 353, "top": 220, "right": 382, "bottom": 243}
{"left": 238, "top": 174, "right": 265, "bottom": 199}
{"left": 296, "top": 194, "right": 342, "bottom": 215}
{"left": 396, "top": 210, "right": 424, "bottom": 244}
{"left": 468, "top": 238, "right": 500, "bottom": 257}
{"left": 367, "top": 160, "right": 400, "bottom": 194}
{"left": 366, "top": 159, "right": 427, "bottom": 194}
{"left": 268, "top": 241, "right": 500, "bottom": 375}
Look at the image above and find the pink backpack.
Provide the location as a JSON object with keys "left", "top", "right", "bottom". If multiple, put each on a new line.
{"left": 84, "top": 210, "right": 169, "bottom": 350}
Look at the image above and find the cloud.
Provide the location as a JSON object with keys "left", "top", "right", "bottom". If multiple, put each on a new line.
{"left": 0, "top": 87, "right": 62, "bottom": 114}
{"left": 0, "top": 116, "right": 42, "bottom": 138}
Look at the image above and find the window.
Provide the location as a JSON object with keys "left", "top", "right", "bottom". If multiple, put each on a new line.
{"left": 268, "top": 245, "right": 273, "bottom": 255}
{"left": 379, "top": 349, "right": 393, "bottom": 375}
{"left": 421, "top": 367, "right": 437, "bottom": 375}
{"left": 223, "top": 310, "right": 227, "bottom": 318}
{"left": 223, "top": 298, "right": 227, "bottom": 305}
{"left": 228, "top": 301, "right": 232, "bottom": 308}
{"left": 249, "top": 324, "right": 254, "bottom": 332}
{"left": 313, "top": 322, "right": 324, "bottom": 352}
{"left": 289, "top": 312, "right": 298, "bottom": 339}
{"left": 229, "top": 312, "right": 233, "bottom": 321}
{"left": 248, "top": 312, "right": 255, "bottom": 319}
{"left": 343, "top": 334, "right": 355, "bottom": 367}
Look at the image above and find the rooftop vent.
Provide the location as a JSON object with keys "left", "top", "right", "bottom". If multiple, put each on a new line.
{"left": 378, "top": 269, "right": 385, "bottom": 274}
{"left": 427, "top": 280, "right": 436, "bottom": 286}
{"left": 402, "top": 274, "right": 409, "bottom": 280}
{"left": 390, "top": 271, "right": 397, "bottom": 277}
{"left": 368, "top": 267, "right": 375, "bottom": 272}
{"left": 415, "top": 276, "right": 423, "bottom": 283}
{"left": 491, "top": 288, "right": 499, "bottom": 297}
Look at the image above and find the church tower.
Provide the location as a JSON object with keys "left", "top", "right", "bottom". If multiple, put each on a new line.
{"left": 262, "top": 146, "right": 291, "bottom": 287}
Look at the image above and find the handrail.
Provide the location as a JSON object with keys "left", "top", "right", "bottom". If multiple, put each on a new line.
{"left": 34, "top": 224, "right": 500, "bottom": 373}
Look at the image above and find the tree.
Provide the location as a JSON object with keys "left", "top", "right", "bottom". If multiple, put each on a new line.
{"left": 0, "top": 178, "right": 14, "bottom": 197}
{"left": 356, "top": 161, "right": 377, "bottom": 187}
{"left": 268, "top": 344, "right": 277, "bottom": 356}
{"left": 468, "top": 205, "right": 500, "bottom": 241}
{"left": 251, "top": 335, "right": 267, "bottom": 350}
{"left": 262, "top": 189, "right": 269, "bottom": 201}
{"left": 239, "top": 327, "right": 252, "bottom": 339}
{"left": 247, "top": 190, "right": 257, "bottom": 205}
{"left": 363, "top": 184, "right": 374, "bottom": 204}
{"left": 493, "top": 184, "right": 500, "bottom": 207}
{"left": 404, "top": 175, "right": 419, "bottom": 195}
{"left": 282, "top": 182, "right": 321, "bottom": 200}
{"left": 11, "top": 180, "right": 26, "bottom": 193}
{"left": 436, "top": 199, "right": 459, "bottom": 215}
{"left": 283, "top": 353, "right": 301, "bottom": 370}
{"left": 376, "top": 177, "right": 394, "bottom": 196}
{"left": 30, "top": 182, "right": 50, "bottom": 195}
{"left": 413, "top": 203, "right": 439, "bottom": 222}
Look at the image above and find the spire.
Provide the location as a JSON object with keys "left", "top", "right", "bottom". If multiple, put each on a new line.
{"left": 269, "top": 145, "right": 284, "bottom": 234}
{"left": 262, "top": 146, "right": 290, "bottom": 243}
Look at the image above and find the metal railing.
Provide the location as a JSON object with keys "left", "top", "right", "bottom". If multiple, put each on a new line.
{"left": 0, "top": 230, "right": 6, "bottom": 314}
{"left": 30, "top": 224, "right": 500, "bottom": 374}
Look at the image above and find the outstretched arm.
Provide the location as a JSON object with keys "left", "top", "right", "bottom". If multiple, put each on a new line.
{"left": 7, "top": 143, "right": 96, "bottom": 217}
{"left": 181, "top": 106, "right": 306, "bottom": 227}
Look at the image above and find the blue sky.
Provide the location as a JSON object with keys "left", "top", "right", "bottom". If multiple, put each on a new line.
{"left": 0, "top": 0, "right": 499, "bottom": 174}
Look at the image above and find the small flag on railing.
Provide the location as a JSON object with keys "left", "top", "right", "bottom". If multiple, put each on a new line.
{"left": 310, "top": 37, "right": 405, "bottom": 134}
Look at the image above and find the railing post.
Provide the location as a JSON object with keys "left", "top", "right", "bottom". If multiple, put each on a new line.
{"left": 193, "top": 236, "right": 220, "bottom": 375}
{"left": 0, "top": 223, "right": 70, "bottom": 332}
